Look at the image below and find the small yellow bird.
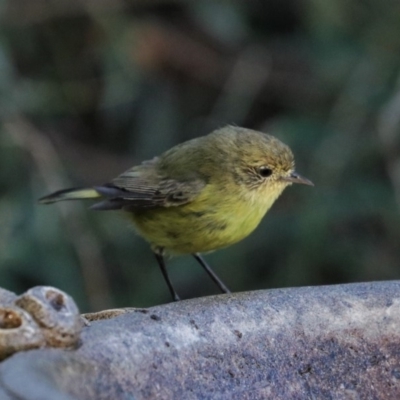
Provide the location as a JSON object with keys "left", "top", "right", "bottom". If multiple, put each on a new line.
{"left": 39, "top": 126, "right": 313, "bottom": 301}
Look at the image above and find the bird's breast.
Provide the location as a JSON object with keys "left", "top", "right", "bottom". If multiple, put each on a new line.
{"left": 129, "top": 184, "right": 282, "bottom": 255}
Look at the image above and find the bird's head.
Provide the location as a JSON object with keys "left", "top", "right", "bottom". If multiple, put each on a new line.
{"left": 220, "top": 127, "right": 313, "bottom": 204}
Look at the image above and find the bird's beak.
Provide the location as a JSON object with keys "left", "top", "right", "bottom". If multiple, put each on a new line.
{"left": 281, "top": 172, "right": 314, "bottom": 186}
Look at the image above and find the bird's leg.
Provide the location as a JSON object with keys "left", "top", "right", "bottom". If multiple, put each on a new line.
{"left": 192, "top": 253, "right": 231, "bottom": 294}
{"left": 154, "top": 251, "right": 180, "bottom": 301}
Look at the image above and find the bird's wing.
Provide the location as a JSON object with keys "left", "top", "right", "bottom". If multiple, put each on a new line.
{"left": 91, "top": 161, "right": 206, "bottom": 211}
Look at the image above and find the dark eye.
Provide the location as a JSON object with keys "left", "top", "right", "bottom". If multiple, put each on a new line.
{"left": 258, "top": 166, "right": 273, "bottom": 178}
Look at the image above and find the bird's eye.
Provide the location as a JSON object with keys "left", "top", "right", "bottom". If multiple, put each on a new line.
{"left": 258, "top": 166, "right": 273, "bottom": 178}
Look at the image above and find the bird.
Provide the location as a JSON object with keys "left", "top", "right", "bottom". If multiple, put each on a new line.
{"left": 39, "top": 126, "right": 313, "bottom": 301}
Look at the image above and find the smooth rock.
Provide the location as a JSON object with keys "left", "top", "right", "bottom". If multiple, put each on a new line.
{"left": 1, "top": 281, "right": 400, "bottom": 399}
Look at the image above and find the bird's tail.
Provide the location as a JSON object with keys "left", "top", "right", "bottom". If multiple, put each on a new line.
{"left": 38, "top": 187, "right": 102, "bottom": 204}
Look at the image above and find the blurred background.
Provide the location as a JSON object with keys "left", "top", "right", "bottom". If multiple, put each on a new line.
{"left": 1, "top": 0, "right": 400, "bottom": 311}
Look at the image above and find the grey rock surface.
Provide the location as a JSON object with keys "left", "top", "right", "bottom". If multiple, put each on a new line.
{"left": 1, "top": 281, "right": 400, "bottom": 399}
{"left": 0, "top": 286, "right": 82, "bottom": 361}
{"left": 0, "top": 289, "right": 17, "bottom": 307}
{"left": 15, "top": 286, "right": 82, "bottom": 348}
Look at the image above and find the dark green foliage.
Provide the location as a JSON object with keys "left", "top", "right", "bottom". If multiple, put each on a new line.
{"left": 1, "top": 0, "right": 399, "bottom": 310}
